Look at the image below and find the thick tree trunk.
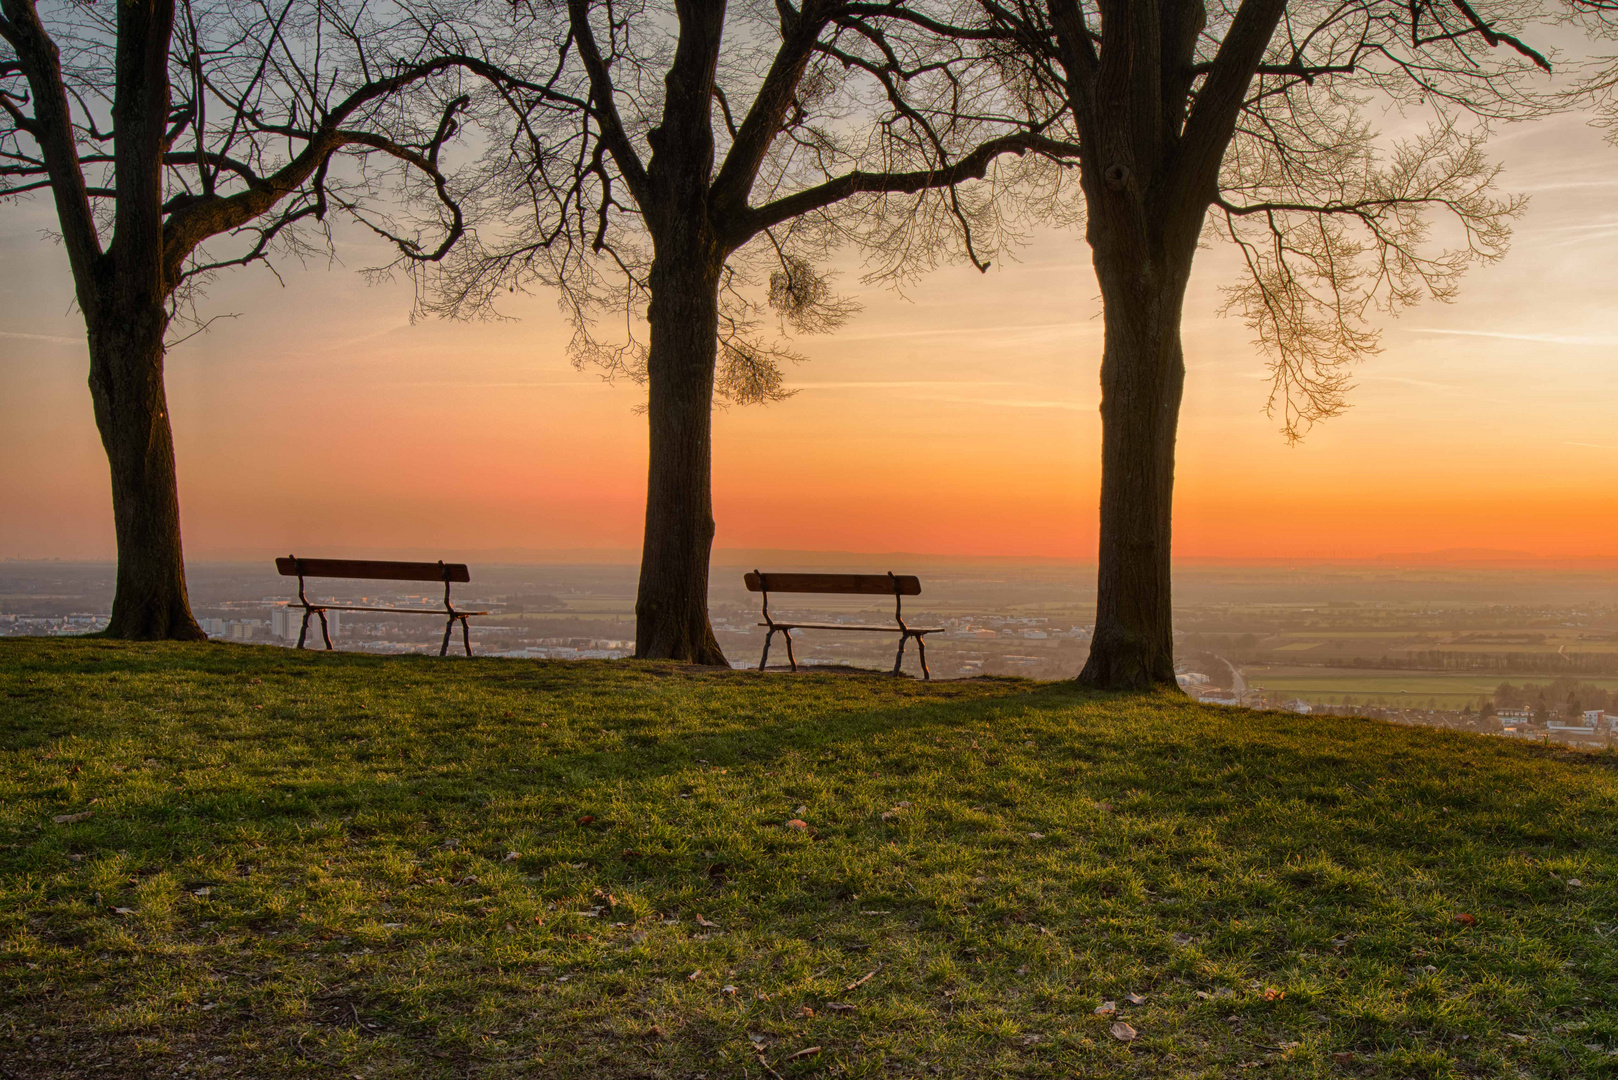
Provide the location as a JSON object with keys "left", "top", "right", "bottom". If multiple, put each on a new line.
{"left": 87, "top": 309, "right": 205, "bottom": 641}
{"left": 1078, "top": 245, "right": 1191, "bottom": 690}
{"left": 634, "top": 250, "right": 728, "bottom": 664}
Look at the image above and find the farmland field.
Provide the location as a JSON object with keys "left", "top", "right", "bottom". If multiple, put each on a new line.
{"left": 1241, "top": 665, "right": 1618, "bottom": 707}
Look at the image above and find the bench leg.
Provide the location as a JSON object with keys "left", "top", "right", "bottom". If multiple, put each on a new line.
{"left": 440, "top": 617, "right": 454, "bottom": 657}
{"left": 317, "top": 610, "right": 333, "bottom": 650}
{"left": 893, "top": 632, "right": 908, "bottom": 676}
{"left": 783, "top": 630, "right": 797, "bottom": 672}
{"left": 916, "top": 633, "right": 930, "bottom": 681}
{"left": 759, "top": 628, "right": 774, "bottom": 671}
{"left": 297, "top": 610, "right": 310, "bottom": 650}
{"left": 461, "top": 616, "right": 473, "bottom": 657}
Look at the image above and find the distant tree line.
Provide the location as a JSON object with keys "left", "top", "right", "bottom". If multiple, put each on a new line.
{"left": 1325, "top": 652, "right": 1618, "bottom": 676}
{"left": 1486, "top": 677, "right": 1618, "bottom": 720}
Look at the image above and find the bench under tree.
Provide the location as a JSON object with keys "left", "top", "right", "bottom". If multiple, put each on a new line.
{"left": 274, "top": 557, "right": 487, "bottom": 656}
{"left": 744, "top": 571, "right": 944, "bottom": 679}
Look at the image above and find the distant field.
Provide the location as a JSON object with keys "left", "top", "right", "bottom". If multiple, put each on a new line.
{"left": 1244, "top": 666, "right": 1618, "bottom": 706}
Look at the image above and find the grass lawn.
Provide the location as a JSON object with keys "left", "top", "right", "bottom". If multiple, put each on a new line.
{"left": 2, "top": 640, "right": 1616, "bottom": 1079}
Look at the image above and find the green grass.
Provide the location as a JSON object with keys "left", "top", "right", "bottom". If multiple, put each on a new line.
{"left": 2, "top": 640, "right": 1616, "bottom": 1079}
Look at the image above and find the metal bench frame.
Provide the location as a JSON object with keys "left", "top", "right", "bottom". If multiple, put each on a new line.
{"left": 275, "top": 556, "right": 487, "bottom": 656}
{"left": 747, "top": 570, "right": 943, "bottom": 680}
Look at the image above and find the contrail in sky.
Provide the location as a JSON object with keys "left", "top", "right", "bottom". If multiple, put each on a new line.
{"left": 1408, "top": 328, "right": 1618, "bottom": 347}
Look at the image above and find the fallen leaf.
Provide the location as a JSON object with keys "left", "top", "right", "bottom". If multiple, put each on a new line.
{"left": 576, "top": 815, "right": 595, "bottom": 826}
{"left": 1568, "top": 878, "right": 1584, "bottom": 888}
{"left": 786, "top": 819, "right": 809, "bottom": 830}
{"left": 894, "top": 801, "right": 911, "bottom": 809}
{"left": 1095, "top": 802, "right": 1114, "bottom": 812}
{"left": 503, "top": 852, "right": 520, "bottom": 862}
{"left": 457, "top": 875, "right": 479, "bottom": 887}
{"left": 647, "top": 1025, "right": 665, "bottom": 1039}
{"left": 1172, "top": 933, "right": 1196, "bottom": 947}
{"left": 53, "top": 811, "right": 92, "bottom": 825}
{"left": 687, "top": 970, "right": 702, "bottom": 981}
{"left": 111, "top": 907, "right": 136, "bottom": 916}
{"left": 1095, "top": 1001, "right": 1116, "bottom": 1016}
{"left": 1453, "top": 912, "right": 1477, "bottom": 926}
{"left": 1027, "top": 832, "right": 1045, "bottom": 839}
{"left": 784, "top": 1046, "right": 821, "bottom": 1061}
{"left": 796, "top": 1005, "right": 815, "bottom": 1018}
{"left": 1124, "top": 992, "right": 1146, "bottom": 1005}
{"left": 1505, "top": 1033, "right": 1530, "bottom": 1043}
{"left": 1017, "top": 1034, "right": 1041, "bottom": 1046}
{"left": 749, "top": 1033, "right": 768, "bottom": 1047}
{"left": 695, "top": 914, "right": 718, "bottom": 928}
{"left": 794, "top": 805, "right": 808, "bottom": 814}
{"left": 1110, "top": 1021, "right": 1137, "bottom": 1042}
{"left": 1330, "top": 1051, "right": 1355, "bottom": 1064}
{"left": 880, "top": 811, "right": 898, "bottom": 821}
{"left": 1263, "top": 987, "right": 1284, "bottom": 1001}
{"left": 722, "top": 985, "right": 737, "bottom": 995}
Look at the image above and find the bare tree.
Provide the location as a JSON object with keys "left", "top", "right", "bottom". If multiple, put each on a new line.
{"left": 963, "top": 0, "right": 1553, "bottom": 689}
{"left": 434, "top": 0, "right": 1077, "bottom": 665}
{"left": 0, "top": 1, "right": 514, "bottom": 638}
{"left": 1568, "top": 1, "right": 1618, "bottom": 131}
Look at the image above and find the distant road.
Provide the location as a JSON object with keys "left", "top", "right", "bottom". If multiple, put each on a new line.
{"left": 1215, "top": 656, "right": 1247, "bottom": 694}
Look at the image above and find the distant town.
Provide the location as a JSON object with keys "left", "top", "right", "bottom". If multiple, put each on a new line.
{"left": 7, "top": 558, "right": 1618, "bottom": 748}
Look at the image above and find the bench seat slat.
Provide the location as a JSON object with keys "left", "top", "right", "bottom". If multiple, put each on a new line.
{"left": 744, "top": 572, "right": 920, "bottom": 596}
{"left": 759, "top": 622, "right": 943, "bottom": 633}
{"left": 298, "top": 605, "right": 488, "bottom": 615}
{"left": 276, "top": 557, "right": 471, "bottom": 583}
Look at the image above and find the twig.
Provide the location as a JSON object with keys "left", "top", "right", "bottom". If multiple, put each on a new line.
{"left": 844, "top": 964, "right": 881, "bottom": 992}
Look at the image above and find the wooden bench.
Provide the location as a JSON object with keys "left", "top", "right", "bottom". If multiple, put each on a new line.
{"left": 274, "top": 556, "right": 487, "bottom": 656}
{"left": 744, "top": 570, "right": 944, "bottom": 680}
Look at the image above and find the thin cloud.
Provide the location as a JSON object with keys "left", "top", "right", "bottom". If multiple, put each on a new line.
{"left": 791, "top": 380, "right": 1020, "bottom": 390}
{"left": 837, "top": 320, "right": 1098, "bottom": 342}
{"left": 922, "top": 395, "right": 1089, "bottom": 411}
{"left": 1407, "top": 328, "right": 1618, "bottom": 347}
{"left": 0, "top": 330, "right": 80, "bottom": 345}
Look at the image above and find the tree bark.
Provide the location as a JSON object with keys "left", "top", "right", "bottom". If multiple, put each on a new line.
{"left": 1078, "top": 241, "right": 1192, "bottom": 690}
{"left": 634, "top": 248, "right": 728, "bottom": 664}
{"left": 87, "top": 308, "right": 205, "bottom": 641}
{"left": 83, "top": 0, "right": 202, "bottom": 641}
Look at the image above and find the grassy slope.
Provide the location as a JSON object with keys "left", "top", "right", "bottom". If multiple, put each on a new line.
{"left": 1, "top": 641, "right": 1615, "bottom": 1080}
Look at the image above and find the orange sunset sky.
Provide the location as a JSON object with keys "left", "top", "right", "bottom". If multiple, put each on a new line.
{"left": 3, "top": 112, "right": 1618, "bottom": 564}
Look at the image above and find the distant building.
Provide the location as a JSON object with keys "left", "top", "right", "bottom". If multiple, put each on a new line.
{"left": 271, "top": 606, "right": 338, "bottom": 642}
{"left": 1285, "top": 699, "right": 1313, "bottom": 715}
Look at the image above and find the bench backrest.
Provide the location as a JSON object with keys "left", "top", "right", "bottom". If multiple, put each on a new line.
{"left": 275, "top": 556, "right": 471, "bottom": 583}
{"left": 744, "top": 571, "right": 920, "bottom": 596}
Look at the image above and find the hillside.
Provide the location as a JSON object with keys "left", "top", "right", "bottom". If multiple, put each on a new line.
{"left": 2, "top": 640, "right": 1615, "bottom": 1079}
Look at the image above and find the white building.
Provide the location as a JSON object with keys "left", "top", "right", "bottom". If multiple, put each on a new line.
{"left": 271, "top": 606, "right": 338, "bottom": 642}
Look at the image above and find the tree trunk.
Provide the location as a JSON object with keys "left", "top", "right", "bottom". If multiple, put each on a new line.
{"left": 1078, "top": 243, "right": 1191, "bottom": 690}
{"left": 87, "top": 308, "right": 205, "bottom": 641}
{"left": 634, "top": 249, "right": 728, "bottom": 664}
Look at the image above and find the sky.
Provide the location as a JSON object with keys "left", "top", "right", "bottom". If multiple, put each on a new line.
{"left": 3, "top": 112, "right": 1618, "bottom": 565}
